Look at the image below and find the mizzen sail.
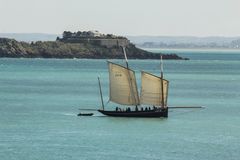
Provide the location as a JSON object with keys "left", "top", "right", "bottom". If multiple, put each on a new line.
{"left": 140, "top": 71, "right": 169, "bottom": 106}
{"left": 108, "top": 62, "right": 140, "bottom": 105}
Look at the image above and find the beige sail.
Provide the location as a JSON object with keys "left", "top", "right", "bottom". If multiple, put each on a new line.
{"left": 140, "top": 71, "right": 169, "bottom": 106}
{"left": 108, "top": 62, "right": 140, "bottom": 105}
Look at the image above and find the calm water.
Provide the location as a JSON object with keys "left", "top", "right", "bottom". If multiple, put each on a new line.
{"left": 0, "top": 49, "right": 240, "bottom": 160}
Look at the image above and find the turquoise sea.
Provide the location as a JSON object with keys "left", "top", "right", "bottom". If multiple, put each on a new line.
{"left": 0, "top": 49, "right": 240, "bottom": 160}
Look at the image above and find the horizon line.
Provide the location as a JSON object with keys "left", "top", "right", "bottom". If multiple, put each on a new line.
{"left": 1, "top": 32, "right": 240, "bottom": 38}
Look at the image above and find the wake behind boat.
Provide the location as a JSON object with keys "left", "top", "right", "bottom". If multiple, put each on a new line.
{"left": 97, "top": 47, "right": 169, "bottom": 118}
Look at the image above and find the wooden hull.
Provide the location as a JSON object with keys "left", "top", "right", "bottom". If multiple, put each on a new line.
{"left": 98, "top": 108, "right": 168, "bottom": 118}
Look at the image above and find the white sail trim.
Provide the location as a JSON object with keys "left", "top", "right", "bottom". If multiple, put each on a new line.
{"left": 140, "top": 71, "right": 169, "bottom": 106}
{"left": 108, "top": 62, "right": 140, "bottom": 105}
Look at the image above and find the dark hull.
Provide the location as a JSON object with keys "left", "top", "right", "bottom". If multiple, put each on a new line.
{"left": 98, "top": 108, "right": 168, "bottom": 118}
{"left": 78, "top": 113, "right": 94, "bottom": 116}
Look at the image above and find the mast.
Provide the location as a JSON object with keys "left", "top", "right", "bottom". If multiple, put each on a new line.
{"left": 98, "top": 76, "right": 105, "bottom": 110}
{"left": 122, "top": 46, "right": 139, "bottom": 106}
{"left": 122, "top": 46, "right": 129, "bottom": 68}
{"left": 160, "top": 55, "right": 165, "bottom": 109}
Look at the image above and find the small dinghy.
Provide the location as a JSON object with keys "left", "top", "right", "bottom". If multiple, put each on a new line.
{"left": 77, "top": 113, "right": 94, "bottom": 116}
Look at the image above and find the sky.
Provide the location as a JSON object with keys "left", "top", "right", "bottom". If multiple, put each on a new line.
{"left": 0, "top": 0, "right": 240, "bottom": 36}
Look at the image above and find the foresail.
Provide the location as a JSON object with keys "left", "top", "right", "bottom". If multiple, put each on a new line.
{"left": 108, "top": 62, "right": 140, "bottom": 105}
{"left": 140, "top": 71, "right": 169, "bottom": 106}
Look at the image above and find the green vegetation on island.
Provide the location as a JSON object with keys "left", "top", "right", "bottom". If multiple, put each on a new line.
{"left": 0, "top": 31, "right": 188, "bottom": 59}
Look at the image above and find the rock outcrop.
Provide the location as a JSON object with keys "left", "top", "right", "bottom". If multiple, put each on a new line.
{"left": 0, "top": 38, "right": 188, "bottom": 60}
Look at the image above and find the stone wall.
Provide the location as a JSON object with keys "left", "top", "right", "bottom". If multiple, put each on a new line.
{"left": 99, "top": 39, "right": 129, "bottom": 48}
{"left": 59, "top": 37, "right": 130, "bottom": 48}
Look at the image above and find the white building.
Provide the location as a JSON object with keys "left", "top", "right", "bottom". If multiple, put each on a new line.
{"left": 89, "top": 30, "right": 103, "bottom": 37}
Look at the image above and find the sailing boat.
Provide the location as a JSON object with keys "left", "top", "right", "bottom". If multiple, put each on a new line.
{"left": 97, "top": 47, "right": 169, "bottom": 118}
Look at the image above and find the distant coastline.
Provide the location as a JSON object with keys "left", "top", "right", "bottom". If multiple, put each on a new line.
{"left": 1, "top": 33, "right": 240, "bottom": 49}
{"left": 128, "top": 36, "right": 240, "bottom": 49}
{"left": 141, "top": 47, "right": 240, "bottom": 51}
{"left": 0, "top": 31, "right": 188, "bottom": 60}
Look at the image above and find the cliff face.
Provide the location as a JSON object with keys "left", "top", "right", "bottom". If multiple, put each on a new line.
{"left": 0, "top": 38, "right": 33, "bottom": 57}
{"left": 0, "top": 38, "right": 187, "bottom": 59}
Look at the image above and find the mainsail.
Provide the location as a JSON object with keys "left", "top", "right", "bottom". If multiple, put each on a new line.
{"left": 108, "top": 61, "right": 140, "bottom": 105}
{"left": 140, "top": 71, "right": 169, "bottom": 107}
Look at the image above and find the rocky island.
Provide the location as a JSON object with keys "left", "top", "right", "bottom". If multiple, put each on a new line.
{"left": 0, "top": 31, "right": 187, "bottom": 60}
